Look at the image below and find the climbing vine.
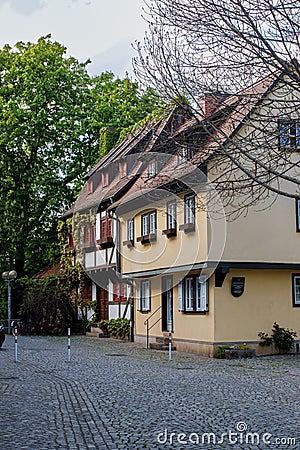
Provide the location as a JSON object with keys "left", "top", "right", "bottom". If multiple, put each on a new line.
{"left": 57, "top": 213, "right": 97, "bottom": 320}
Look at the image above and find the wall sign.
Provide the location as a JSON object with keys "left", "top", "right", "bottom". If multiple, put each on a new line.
{"left": 231, "top": 277, "right": 245, "bottom": 297}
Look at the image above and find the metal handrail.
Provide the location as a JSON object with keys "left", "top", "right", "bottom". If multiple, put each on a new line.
{"left": 144, "top": 305, "right": 162, "bottom": 349}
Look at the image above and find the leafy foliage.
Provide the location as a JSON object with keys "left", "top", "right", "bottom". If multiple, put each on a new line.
{"left": 99, "top": 318, "right": 130, "bottom": 340}
{"left": 0, "top": 35, "right": 161, "bottom": 305}
{"left": 18, "top": 276, "right": 78, "bottom": 335}
{"left": 258, "top": 322, "right": 297, "bottom": 351}
{"left": 217, "top": 345, "right": 231, "bottom": 359}
{"left": 271, "top": 322, "right": 297, "bottom": 352}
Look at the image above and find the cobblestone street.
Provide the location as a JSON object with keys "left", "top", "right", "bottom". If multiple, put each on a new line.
{"left": 1, "top": 335, "right": 300, "bottom": 449}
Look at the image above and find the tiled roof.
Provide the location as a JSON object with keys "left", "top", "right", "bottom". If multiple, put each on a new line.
{"left": 84, "top": 106, "right": 175, "bottom": 179}
{"left": 70, "top": 106, "right": 180, "bottom": 215}
{"left": 34, "top": 262, "right": 61, "bottom": 279}
{"left": 109, "top": 72, "right": 280, "bottom": 209}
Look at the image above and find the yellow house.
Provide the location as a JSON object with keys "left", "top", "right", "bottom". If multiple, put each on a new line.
{"left": 110, "top": 72, "right": 300, "bottom": 356}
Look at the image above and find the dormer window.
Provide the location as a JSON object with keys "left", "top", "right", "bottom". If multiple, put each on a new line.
{"left": 148, "top": 159, "right": 157, "bottom": 178}
{"left": 87, "top": 179, "right": 93, "bottom": 195}
{"left": 119, "top": 160, "right": 127, "bottom": 178}
{"left": 178, "top": 147, "right": 193, "bottom": 163}
{"left": 102, "top": 171, "right": 109, "bottom": 187}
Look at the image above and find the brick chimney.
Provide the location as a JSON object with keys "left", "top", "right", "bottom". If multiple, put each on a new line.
{"left": 197, "top": 92, "right": 229, "bottom": 118}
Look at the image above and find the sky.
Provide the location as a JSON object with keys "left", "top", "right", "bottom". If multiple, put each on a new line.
{"left": 0, "top": 0, "right": 148, "bottom": 78}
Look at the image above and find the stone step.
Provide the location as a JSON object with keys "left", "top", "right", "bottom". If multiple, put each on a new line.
{"left": 86, "top": 331, "right": 101, "bottom": 338}
{"left": 91, "top": 326, "right": 102, "bottom": 333}
{"left": 156, "top": 336, "right": 170, "bottom": 344}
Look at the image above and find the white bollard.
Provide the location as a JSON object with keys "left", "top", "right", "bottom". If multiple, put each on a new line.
{"left": 67, "top": 328, "right": 71, "bottom": 362}
{"left": 168, "top": 320, "right": 172, "bottom": 361}
{"left": 14, "top": 326, "right": 18, "bottom": 363}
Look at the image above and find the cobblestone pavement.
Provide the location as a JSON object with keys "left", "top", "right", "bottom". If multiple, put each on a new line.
{"left": 1, "top": 335, "right": 300, "bottom": 450}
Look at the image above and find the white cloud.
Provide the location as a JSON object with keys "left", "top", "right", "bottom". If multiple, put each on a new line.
{"left": 0, "top": 0, "right": 46, "bottom": 15}
{"left": 0, "top": 0, "right": 147, "bottom": 76}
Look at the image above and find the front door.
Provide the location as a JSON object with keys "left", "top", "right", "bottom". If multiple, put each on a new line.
{"left": 99, "top": 286, "right": 108, "bottom": 320}
{"left": 162, "top": 276, "right": 173, "bottom": 332}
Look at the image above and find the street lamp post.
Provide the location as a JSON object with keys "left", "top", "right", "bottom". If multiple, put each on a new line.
{"left": 2, "top": 270, "right": 17, "bottom": 334}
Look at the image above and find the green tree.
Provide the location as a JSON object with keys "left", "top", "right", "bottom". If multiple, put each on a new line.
{"left": 0, "top": 36, "right": 161, "bottom": 282}
{"left": 0, "top": 36, "right": 92, "bottom": 280}
{"left": 0, "top": 35, "right": 161, "bottom": 317}
{"left": 89, "top": 72, "right": 161, "bottom": 157}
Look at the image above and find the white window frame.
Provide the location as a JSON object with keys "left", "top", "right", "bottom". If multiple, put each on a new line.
{"left": 148, "top": 160, "right": 157, "bottom": 178}
{"left": 279, "top": 119, "right": 300, "bottom": 150}
{"left": 167, "top": 201, "right": 176, "bottom": 229}
{"left": 185, "top": 277, "right": 194, "bottom": 311}
{"left": 141, "top": 211, "right": 156, "bottom": 236}
{"left": 178, "top": 276, "right": 208, "bottom": 313}
{"left": 138, "top": 279, "right": 151, "bottom": 312}
{"left": 185, "top": 194, "right": 195, "bottom": 225}
{"left": 127, "top": 218, "right": 134, "bottom": 241}
{"left": 149, "top": 211, "right": 156, "bottom": 234}
{"left": 293, "top": 274, "right": 300, "bottom": 307}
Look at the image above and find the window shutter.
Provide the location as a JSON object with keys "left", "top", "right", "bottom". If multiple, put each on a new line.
{"left": 178, "top": 279, "right": 184, "bottom": 311}
{"left": 101, "top": 220, "right": 106, "bottom": 239}
{"left": 142, "top": 215, "right": 148, "bottom": 236}
{"left": 145, "top": 280, "right": 151, "bottom": 311}
{"left": 137, "top": 282, "right": 142, "bottom": 311}
{"left": 199, "top": 277, "right": 208, "bottom": 311}
{"left": 107, "top": 219, "right": 112, "bottom": 237}
{"left": 150, "top": 212, "right": 156, "bottom": 234}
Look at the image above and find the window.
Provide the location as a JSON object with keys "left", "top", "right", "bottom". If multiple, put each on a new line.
{"left": 167, "top": 201, "right": 176, "bottom": 229}
{"left": 119, "top": 161, "right": 127, "bottom": 178}
{"left": 123, "top": 218, "right": 134, "bottom": 247}
{"left": 138, "top": 279, "right": 151, "bottom": 312}
{"left": 185, "top": 277, "right": 194, "bottom": 311}
{"left": 102, "top": 171, "right": 109, "bottom": 187}
{"left": 137, "top": 211, "right": 156, "bottom": 244}
{"left": 163, "top": 201, "right": 177, "bottom": 237}
{"left": 68, "top": 233, "right": 74, "bottom": 249}
{"left": 128, "top": 218, "right": 134, "bottom": 241}
{"left": 82, "top": 283, "right": 92, "bottom": 303}
{"left": 179, "top": 194, "right": 195, "bottom": 233}
{"left": 83, "top": 225, "right": 95, "bottom": 247}
{"left": 185, "top": 194, "right": 195, "bottom": 224}
{"left": 100, "top": 218, "right": 112, "bottom": 239}
{"left": 87, "top": 179, "right": 93, "bottom": 194}
{"left": 292, "top": 274, "right": 300, "bottom": 307}
{"left": 178, "top": 146, "right": 194, "bottom": 163}
{"left": 178, "top": 276, "right": 208, "bottom": 313}
{"left": 296, "top": 200, "right": 300, "bottom": 232}
{"left": 113, "top": 283, "right": 127, "bottom": 302}
{"left": 279, "top": 119, "right": 300, "bottom": 150}
{"left": 148, "top": 160, "right": 157, "bottom": 178}
{"left": 97, "top": 217, "right": 114, "bottom": 248}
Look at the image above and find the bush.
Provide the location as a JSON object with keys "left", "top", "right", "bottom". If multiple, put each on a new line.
{"left": 272, "top": 322, "right": 297, "bottom": 352}
{"left": 217, "top": 345, "right": 231, "bottom": 359}
{"left": 100, "top": 318, "right": 130, "bottom": 339}
{"left": 18, "top": 276, "right": 77, "bottom": 335}
{"left": 258, "top": 322, "right": 297, "bottom": 352}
